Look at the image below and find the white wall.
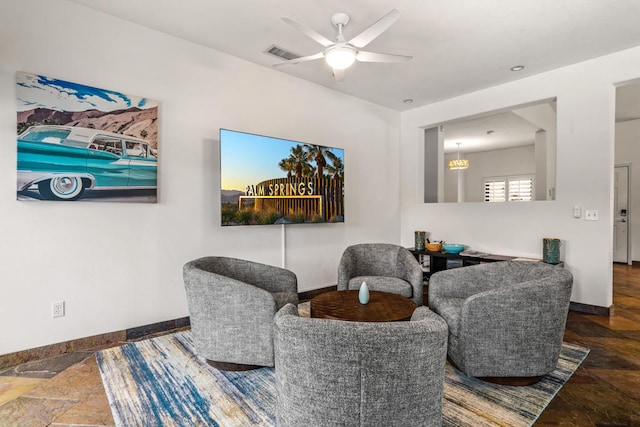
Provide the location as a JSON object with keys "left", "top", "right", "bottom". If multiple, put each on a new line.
{"left": 0, "top": 1, "right": 401, "bottom": 355}
{"left": 615, "top": 119, "right": 640, "bottom": 261}
{"left": 443, "top": 146, "right": 535, "bottom": 203}
{"left": 401, "top": 46, "right": 640, "bottom": 309}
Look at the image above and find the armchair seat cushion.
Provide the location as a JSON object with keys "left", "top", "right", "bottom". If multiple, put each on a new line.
{"left": 347, "top": 276, "right": 413, "bottom": 298}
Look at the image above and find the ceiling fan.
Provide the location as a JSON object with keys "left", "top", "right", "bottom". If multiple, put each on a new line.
{"left": 273, "top": 9, "right": 412, "bottom": 81}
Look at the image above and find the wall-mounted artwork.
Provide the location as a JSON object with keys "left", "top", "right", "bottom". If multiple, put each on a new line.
{"left": 16, "top": 71, "right": 158, "bottom": 202}
{"left": 220, "top": 129, "right": 345, "bottom": 226}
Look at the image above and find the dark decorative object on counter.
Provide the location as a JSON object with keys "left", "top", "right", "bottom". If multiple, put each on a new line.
{"left": 543, "top": 238, "right": 561, "bottom": 264}
{"left": 415, "top": 231, "right": 426, "bottom": 251}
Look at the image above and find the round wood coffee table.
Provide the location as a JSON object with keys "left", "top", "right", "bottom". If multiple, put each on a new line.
{"left": 310, "top": 290, "right": 417, "bottom": 322}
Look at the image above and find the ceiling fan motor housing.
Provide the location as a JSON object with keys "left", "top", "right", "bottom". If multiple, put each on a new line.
{"left": 331, "top": 12, "right": 350, "bottom": 28}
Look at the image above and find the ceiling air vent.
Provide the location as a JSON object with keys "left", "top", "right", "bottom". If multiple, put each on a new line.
{"left": 264, "top": 45, "right": 301, "bottom": 61}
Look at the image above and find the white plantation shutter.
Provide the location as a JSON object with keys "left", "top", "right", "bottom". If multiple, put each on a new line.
{"left": 508, "top": 178, "right": 533, "bottom": 201}
{"left": 484, "top": 180, "right": 506, "bottom": 202}
{"left": 484, "top": 176, "right": 533, "bottom": 202}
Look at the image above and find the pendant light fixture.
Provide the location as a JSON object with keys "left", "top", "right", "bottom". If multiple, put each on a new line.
{"left": 448, "top": 142, "right": 469, "bottom": 170}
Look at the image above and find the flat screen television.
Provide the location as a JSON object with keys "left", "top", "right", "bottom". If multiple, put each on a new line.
{"left": 220, "top": 129, "right": 344, "bottom": 226}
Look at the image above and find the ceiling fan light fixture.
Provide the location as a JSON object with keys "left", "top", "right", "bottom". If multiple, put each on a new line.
{"left": 325, "top": 45, "right": 357, "bottom": 70}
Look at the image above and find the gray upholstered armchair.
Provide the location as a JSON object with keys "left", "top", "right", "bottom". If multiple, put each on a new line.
{"left": 182, "top": 256, "right": 298, "bottom": 370}
{"left": 337, "top": 243, "right": 424, "bottom": 306}
{"left": 428, "top": 261, "right": 573, "bottom": 383}
{"left": 274, "top": 304, "right": 448, "bottom": 427}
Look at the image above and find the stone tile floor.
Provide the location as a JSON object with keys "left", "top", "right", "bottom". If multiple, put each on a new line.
{"left": 0, "top": 349, "right": 115, "bottom": 426}
{"left": 0, "top": 264, "right": 639, "bottom": 426}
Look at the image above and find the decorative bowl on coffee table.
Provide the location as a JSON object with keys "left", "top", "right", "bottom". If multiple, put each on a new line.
{"left": 442, "top": 243, "right": 465, "bottom": 254}
{"left": 425, "top": 242, "right": 442, "bottom": 252}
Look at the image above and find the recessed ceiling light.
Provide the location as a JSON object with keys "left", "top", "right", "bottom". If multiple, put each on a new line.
{"left": 510, "top": 65, "right": 525, "bottom": 72}
{"left": 403, "top": 99, "right": 414, "bottom": 104}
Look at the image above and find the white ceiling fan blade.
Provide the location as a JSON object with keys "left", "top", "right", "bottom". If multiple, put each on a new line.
{"left": 348, "top": 9, "right": 400, "bottom": 48}
{"left": 281, "top": 17, "right": 334, "bottom": 47}
{"left": 356, "top": 50, "right": 412, "bottom": 63}
{"left": 332, "top": 68, "right": 345, "bottom": 82}
{"left": 273, "top": 52, "right": 325, "bottom": 67}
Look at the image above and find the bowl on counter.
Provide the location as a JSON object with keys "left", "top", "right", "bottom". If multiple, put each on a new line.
{"left": 425, "top": 242, "right": 442, "bottom": 252}
{"left": 442, "top": 243, "right": 465, "bottom": 254}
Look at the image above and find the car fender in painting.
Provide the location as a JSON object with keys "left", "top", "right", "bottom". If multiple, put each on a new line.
{"left": 17, "top": 125, "right": 157, "bottom": 201}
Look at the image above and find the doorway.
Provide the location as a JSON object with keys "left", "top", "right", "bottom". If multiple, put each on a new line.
{"left": 613, "top": 165, "right": 630, "bottom": 264}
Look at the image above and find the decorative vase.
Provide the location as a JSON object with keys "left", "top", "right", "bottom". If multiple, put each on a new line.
{"left": 543, "top": 238, "right": 561, "bottom": 264}
{"left": 359, "top": 281, "right": 370, "bottom": 304}
{"left": 415, "top": 231, "right": 426, "bottom": 251}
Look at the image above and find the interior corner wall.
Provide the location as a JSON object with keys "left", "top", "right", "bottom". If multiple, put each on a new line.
{"left": 400, "top": 46, "right": 640, "bottom": 310}
{"left": 443, "top": 146, "right": 536, "bottom": 203}
{"left": 0, "top": 0, "right": 401, "bottom": 355}
{"left": 615, "top": 118, "right": 640, "bottom": 261}
{"left": 423, "top": 128, "right": 439, "bottom": 203}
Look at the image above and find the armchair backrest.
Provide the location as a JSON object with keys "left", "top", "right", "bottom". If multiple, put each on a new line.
{"left": 274, "top": 304, "right": 447, "bottom": 427}
{"left": 430, "top": 261, "right": 572, "bottom": 301}
{"left": 341, "top": 243, "right": 409, "bottom": 277}
{"left": 184, "top": 256, "right": 297, "bottom": 294}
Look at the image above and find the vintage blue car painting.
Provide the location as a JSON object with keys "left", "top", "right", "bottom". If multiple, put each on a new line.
{"left": 17, "top": 125, "right": 157, "bottom": 201}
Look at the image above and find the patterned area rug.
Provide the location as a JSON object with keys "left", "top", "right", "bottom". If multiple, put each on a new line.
{"left": 97, "top": 311, "right": 588, "bottom": 426}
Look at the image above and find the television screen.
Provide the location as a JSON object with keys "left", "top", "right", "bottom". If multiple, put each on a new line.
{"left": 220, "top": 129, "right": 344, "bottom": 226}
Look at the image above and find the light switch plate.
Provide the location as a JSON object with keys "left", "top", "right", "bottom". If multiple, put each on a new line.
{"left": 573, "top": 205, "right": 581, "bottom": 218}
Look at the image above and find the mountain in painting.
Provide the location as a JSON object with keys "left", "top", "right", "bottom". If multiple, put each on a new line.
{"left": 17, "top": 106, "right": 158, "bottom": 148}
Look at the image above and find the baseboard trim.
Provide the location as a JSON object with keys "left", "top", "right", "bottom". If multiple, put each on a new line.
{"left": 0, "top": 330, "right": 126, "bottom": 371}
{"left": 569, "top": 301, "right": 612, "bottom": 317}
{"left": 0, "top": 317, "right": 191, "bottom": 370}
{"left": 126, "top": 317, "right": 190, "bottom": 340}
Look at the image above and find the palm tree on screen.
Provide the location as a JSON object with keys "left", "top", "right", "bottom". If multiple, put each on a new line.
{"left": 278, "top": 158, "right": 295, "bottom": 179}
{"left": 288, "top": 145, "right": 310, "bottom": 178}
{"left": 326, "top": 156, "right": 344, "bottom": 180}
{"left": 305, "top": 144, "right": 337, "bottom": 179}
{"left": 302, "top": 163, "right": 316, "bottom": 179}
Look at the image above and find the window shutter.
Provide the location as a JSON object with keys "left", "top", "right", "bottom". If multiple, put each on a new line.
{"left": 484, "top": 176, "right": 534, "bottom": 202}
{"left": 508, "top": 178, "right": 533, "bottom": 201}
{"left": 484, "top": 180, "right": 506, "bottom": 202}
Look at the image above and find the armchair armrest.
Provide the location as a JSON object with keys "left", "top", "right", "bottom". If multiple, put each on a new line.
{"left": 411, "top": 306, "right": 448, "bottom": 331}
{"left": 337, "top": 251, "right": 357, "bottom": 290}
{"left": 247, "top": 263, "right": 298, "bottom": 295}
{"left": 397, "top": 249, "right": 424, "bottom": 305}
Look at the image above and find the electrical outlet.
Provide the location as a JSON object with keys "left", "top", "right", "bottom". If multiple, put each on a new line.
{"left": 52, "top": 301, "right": 65, "bottom": 318}
{"left": 585, "top": 209, "right": 599, "bottom": 221}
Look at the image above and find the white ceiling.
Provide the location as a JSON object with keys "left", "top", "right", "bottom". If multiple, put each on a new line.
{"left": 70, "top": 0, "right": 640, "bottom": 113}
{"left": 443, "top": 111, "right": 543, "bottom": 154}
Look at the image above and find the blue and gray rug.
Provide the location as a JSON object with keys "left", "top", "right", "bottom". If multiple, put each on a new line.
{"left": 97, "top": 329, "right": 588, "bottom": 427}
